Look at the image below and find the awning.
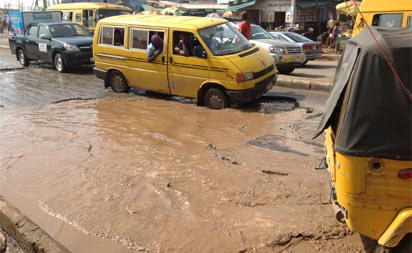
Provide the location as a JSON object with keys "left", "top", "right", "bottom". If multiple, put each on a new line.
{"left": 297, "top": 1, "right": 330, "bottom": 9}
{"left": 226, "top": 1, "right": 256, "bottom": 12}
{"left": 336, "top": 1, "right": 361, "bottom": 16}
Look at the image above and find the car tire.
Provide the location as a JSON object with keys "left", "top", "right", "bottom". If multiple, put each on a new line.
{"left": 278, "top": 67, "right": 295, "bottom": 75}
{"left": 203, "top": 88, "right": 229, "bottom": 109}
{"left": 300, "top": 60, "right": 309, "bottom": 67}
{"left": 17, "top": 49, "right": 29, "bottom": 67}
{"left": 54, "top": 53, "right": 67, "bottom": 73}
{"left": 109, "top": 70, "right": 129, "bottom": 93}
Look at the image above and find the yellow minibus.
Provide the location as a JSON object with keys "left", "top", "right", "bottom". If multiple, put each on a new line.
{"left": 353, "top": 0, "right": 412, "bottom": 35}
{"left": 93, "top": 15, "right": 277, "bottom": 109}
{"left": 47, "top": 3, "right": 132, "bottom": 31}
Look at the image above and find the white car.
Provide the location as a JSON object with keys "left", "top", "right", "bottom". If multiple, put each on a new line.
{"left": 235, "top": 24, "right": 307, "bottom": 74}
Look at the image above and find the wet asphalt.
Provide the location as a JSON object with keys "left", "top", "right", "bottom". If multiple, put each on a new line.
{"left": 0, "top": 48, "right": 328, "bottom": 111}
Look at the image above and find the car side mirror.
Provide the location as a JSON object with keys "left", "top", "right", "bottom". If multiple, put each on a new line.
{"left": 194, "top": 46, "right": 207, "bottom": 59}
{"left": 40, "top": 34, "right": 51, "bottom": 40}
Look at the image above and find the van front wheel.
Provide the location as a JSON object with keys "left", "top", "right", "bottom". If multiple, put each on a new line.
{"left": 204, "top": 88, "right": 229, "bottom": 109}
{"left": 109, "top": 70, "right": 129, "bottom": 93}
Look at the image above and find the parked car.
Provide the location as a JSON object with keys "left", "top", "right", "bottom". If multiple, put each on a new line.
{"left": 270, "top": 31, "right": 323, "bottom": 65}
{"left": 9, "top": 22, "right": 94, "bottom": 72}
{"left": 235, "top": 24, "right": 306, "bottom": 74}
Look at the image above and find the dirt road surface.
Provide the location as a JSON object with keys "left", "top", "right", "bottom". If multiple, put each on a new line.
{"left": 0, "top": 48, "right": 364, "bottom": 252}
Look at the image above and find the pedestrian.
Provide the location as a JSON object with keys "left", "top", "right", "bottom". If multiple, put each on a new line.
{"left": 332, "top": 23, "right": 341, "bottom": 50}
{"left": 147, "top": 33, "right": 163, "bottom": 62}
{"left": 238, "top": 11, "right": 251, "bottom": 40}
{"left": 2, "top": 18, "right": 6, "bottom": 33}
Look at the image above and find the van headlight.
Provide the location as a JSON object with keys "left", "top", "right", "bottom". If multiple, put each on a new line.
{"left": 63, "top": 44, "right": 80, "bottom": 51}
{"left": 236, "top": 72, "right": 254, "bottom": 82}
{"left": 270, "top": 46, "right": 285, "bottom": 54}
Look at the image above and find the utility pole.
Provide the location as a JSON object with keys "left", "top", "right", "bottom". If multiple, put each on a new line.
{"left": 43, "top": 0, "right": 48, "bottom": 9}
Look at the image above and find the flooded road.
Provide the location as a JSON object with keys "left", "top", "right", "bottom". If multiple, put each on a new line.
{"left": 0, "top": 49, "right": 364, "bottom": 252}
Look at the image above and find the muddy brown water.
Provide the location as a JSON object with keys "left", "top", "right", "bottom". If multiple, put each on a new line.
{"left": 0, "top": 48, "right": 363, "bottom": 252}
{"left": 0, "top": 95, "right": 364, "bottom": 252}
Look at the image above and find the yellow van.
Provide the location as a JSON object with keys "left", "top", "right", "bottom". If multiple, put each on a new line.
{"left": 353, "top": 0, "right": 412, "bottom": 35}
{"left": 93, "top": 15, "right": 277, "bottom": 109}
{"left": 47, "top": 3, "right": 132, "bottom": 31}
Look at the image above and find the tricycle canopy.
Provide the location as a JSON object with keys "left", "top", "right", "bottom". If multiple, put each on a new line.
{"left": 315, "top": 27, "right": 412, "bottom": 160}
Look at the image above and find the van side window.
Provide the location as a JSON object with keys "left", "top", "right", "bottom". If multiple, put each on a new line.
{"left": 130, "top": 29, "right": 148, "bottom": 50}
{"left": 62, "top": 12, "right": 72, "bottom": 22}
{"left": 372, "top": 14, "right": 403, "bottom": 28}
{"left": 75, "top": 13, "right": 81, "bottom": 22}
{"left": 173, "top": 31, "right": 205, "bottom": 58}
{"left": 130, "top": 29, "right": 165, "bottom": 51}
{"left": 100, "top": 26, "right": 125, "bottom": 47}
{"left": 407, "top": 15, "right": 412, "bottom": 27}
{"left": 27, "top": 25, "right": 38, "bottom": 38}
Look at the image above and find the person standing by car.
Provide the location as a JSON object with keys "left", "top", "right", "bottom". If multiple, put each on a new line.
{"left": 238, "top": 11, "right": 251, "bottom": 40}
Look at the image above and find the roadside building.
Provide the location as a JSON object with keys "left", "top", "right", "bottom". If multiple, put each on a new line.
{"left": 227, "top": 0, "right": 339, "bottom": 32}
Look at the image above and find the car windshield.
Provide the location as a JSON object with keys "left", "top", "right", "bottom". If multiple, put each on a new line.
{"left": 198, "top": 22, "right": 252, "bottom": 56}
{"left": 284, "top": 32, "right": 312, "bottom": 42}
{"left": 97, "top": 9, "right": 131, "bottom": 20}
{"left": 49, "top": 23, "right": 90, "bottom": 38}
{"left": 250, "top": 25, "right": 274, "bottom": 40}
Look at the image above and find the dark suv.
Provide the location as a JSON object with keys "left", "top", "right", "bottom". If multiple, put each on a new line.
{"left": 9, "top": 22, "right": 94, "bottom": 72}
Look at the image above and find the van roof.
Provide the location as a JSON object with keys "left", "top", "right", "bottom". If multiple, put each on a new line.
{"left": 359, "top": 0, "right": 412, "bottom": 12}
{"left": 47, "top": 3, "right": 132, "bottom": 12}
{"left": 98, "top": 15, "right": 228, "bottom": 30}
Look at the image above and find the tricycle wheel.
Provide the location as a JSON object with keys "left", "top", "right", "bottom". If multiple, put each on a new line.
{"left": 17, "top": 49, "right": 29, "bottom": 67}
{"left": 203, "top": 88, "right": 229, "bottom": 109}
{"left": 109, "top": 70, "right": 129, "bottom": 93}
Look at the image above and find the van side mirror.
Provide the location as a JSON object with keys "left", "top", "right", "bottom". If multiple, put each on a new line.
{"left": 40, "top": 34, "right": 51, "bottom": 40}
{"left": 194, "top": 46, "right": 207, "bottom": 59}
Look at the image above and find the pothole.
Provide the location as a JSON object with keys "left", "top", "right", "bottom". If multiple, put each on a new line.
{"left": 238, "top": 95, "right": 299, "bottom": 114}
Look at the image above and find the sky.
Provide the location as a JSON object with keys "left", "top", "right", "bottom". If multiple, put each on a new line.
{"left": 0, "top": 0, "right": 62, "bottom": 10}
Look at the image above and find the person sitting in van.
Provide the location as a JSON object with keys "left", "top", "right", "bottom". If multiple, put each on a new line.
{"left": 114, "top": 29, "right": 124, "bottom": 46}
{"left": 147, "top": 33, "right": 163, "bottom": 62}
{"left": 174, "top": 33, "right": 192, "bottom": 56}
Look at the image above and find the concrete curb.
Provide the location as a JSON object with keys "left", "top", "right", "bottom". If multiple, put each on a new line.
{"left": 320, "top": 54, "right": 341, "bottom": 61}
{"left": 0, "top": 197, "right": 69, "bottom": 253}
{"left": 276, "top": 76, "right": 332, "bottom": 92}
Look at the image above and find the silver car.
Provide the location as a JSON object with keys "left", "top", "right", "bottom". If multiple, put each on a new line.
{"left": 270, "top": 31, "right": 323, "bottom": 65}
{"left": 247, "top": 25, "right": 306, "bottom": 74}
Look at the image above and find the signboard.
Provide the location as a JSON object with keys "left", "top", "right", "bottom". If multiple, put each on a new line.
{"left": 8, "top": 12, "right": 24, "bottom": 36}
{"left": 8, "top": 11, "right": 62, "bottom": 37}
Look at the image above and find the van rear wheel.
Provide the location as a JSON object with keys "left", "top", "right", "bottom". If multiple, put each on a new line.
{"left": 109, "top": 70, "right": 129, "bottom": 93}
{"left": 203, "top": 88, "right": 229, "bottom": 109}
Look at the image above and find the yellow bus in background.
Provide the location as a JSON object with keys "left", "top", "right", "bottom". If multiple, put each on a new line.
{"left": 47, "top": 2, "right": 132, "bottom": 31}
{"left": 353, "top": 0, "right": 412, "bottom": 35}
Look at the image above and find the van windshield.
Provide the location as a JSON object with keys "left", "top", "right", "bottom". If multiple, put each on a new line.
{"left": 198, "top": 22, "right": 252, "bottom": 56}
{"left": 97, "top": 9, "right": 131, "bottom": 20}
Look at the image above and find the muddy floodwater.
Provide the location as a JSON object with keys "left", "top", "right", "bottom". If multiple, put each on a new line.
{"left": 0, "top": 49, "right": 363, "bottom": 252}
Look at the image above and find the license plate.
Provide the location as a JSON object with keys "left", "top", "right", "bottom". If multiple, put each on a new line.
{"left": 312, "top": 46, "right": 316, "bottom": 50}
